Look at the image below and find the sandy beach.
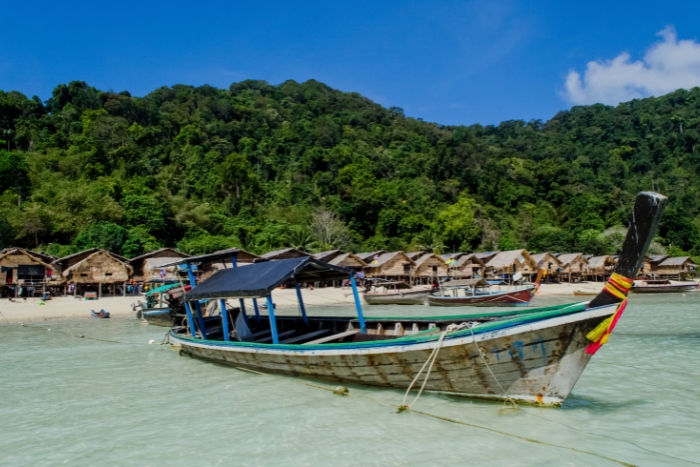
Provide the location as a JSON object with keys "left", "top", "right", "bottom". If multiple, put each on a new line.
{"left": 2, "top": 280, "right": 695, "bottom": 323}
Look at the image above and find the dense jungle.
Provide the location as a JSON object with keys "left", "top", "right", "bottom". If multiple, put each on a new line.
{"left": 0, "top": 79, "right": 698, "bottom": 259}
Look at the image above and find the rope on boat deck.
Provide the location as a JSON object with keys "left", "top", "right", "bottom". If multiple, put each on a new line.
{"left": 397, "top": 322, "right": 518, "bottom": 413}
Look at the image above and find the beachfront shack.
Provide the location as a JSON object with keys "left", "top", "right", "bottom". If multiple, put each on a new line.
{"left": 128, "top": 248, "right": 190, "bottom": 285}
{"left": 530, "top": 252, "right": 561, "bottom": 283}
{"left": 647, "top": 255, "right": 668, "bottom": 277}
{"left": 586, "top": 255, "right": 616, "bottom": 281}
{"left": 53, "top": 249, "right": 133, "bottom": 297}
{"left": 413, "top": 253, "right": 448, "bottom": 284}
{"left": 312, "top": 250, "right": 367, "bottom": 271}
{"left": 485, "top": 250, "right": 537, "bottom": 282}
{"left": 475, "top": 251, "right": 500, "bottom": 264}
{"left": 260, "top": 248, "right": 310, "bottom": 261}
{"left": 0, "top": 247, "right": 61, "bottom": 298}
{"left": 445, "top": 253, "right": 485, "bottom": 279}
{"left": 406, "top": 251, "right": 425, "bottom": 261}
{"left": 355, "top": 251, "right": 386, "bottom": 264}
{"left": 556, "top": 253, "right": 589, "bottom": 282}
{"left": 363, "top": 251, "right": 416, "bottom": 281}
{"left": 655, "top": 256, "right": 698, "bottom": 280}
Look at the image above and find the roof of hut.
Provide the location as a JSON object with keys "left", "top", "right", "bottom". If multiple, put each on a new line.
{"left": 530, "top": 252, "right": 561, "bottom": 267}
{"left": 406, "top": 251, "right": 425, "bottom": 261}
{"left": 312, "top": 250, "right": 343, "bottom": 262}
{"left": 364, "top": 251, "right": 414, "bottom": 269}
{"left": 486, "top": 250, "right": 536, "bottom": 269}
{"left": 0, "top": 248, "right": 57, "bottom": 271}
{"left": 449, "top": 253, "right": 484, "bottom": 268}
{"left": 658, "top": 256, "right": 699, "bottom": 267}
{"left": 556, "top": 253, "right": 586, "bottom": 266}
{"left": 52, "top": 248, "right": 128, "bottom": 270}
{"left": 587, "top": 255, "right": 615, "bottom": 269}
{"left": 355, "top": 251, "right": 386, "bottom": 262}
{"left": 326, "top": 252, "right": 367, "bottom": 267}
{"left": 260, "top": 248, "right": 310, "bottom": 260}
{"left": 60, "top": 250, "right": 133, "bottom": 278}
{"left": 475, "top": 251, "right": 500, "bottom": 261}
{"left": 413, "top": 252, "right": 445, "bottom": 267}
{"left": 648, "top": 255, "right": 669, "bottom": 264}
{"left": 127, "top": 247, "right": 189, "bottom": 263}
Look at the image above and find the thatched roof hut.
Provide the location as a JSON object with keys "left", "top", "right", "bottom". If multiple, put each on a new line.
{"left": 260, "top": 248, "right": 310, "bottom": 260}
{"left": 655, "top": 257, "right": 698, "bottom": 279}
{"left": 587, "top": 255, "right": 616, "bottom": 276}
{"left": 363, "top": 251, "right": 416, "bottom": 278}
{"left": 313, "top": 250, "right": 343, "bottom": 262}
{"left": 475, "top": 251, "right": 500, "bottom": 263}
{"left": 167, "top": 248, "right": 261, "bottom": 282}
{"left": 530, "top": 253, "right": 561, "bottom": 271}
{"left": 54, "top": 249, "right": 133, "bottom": 284}
{"left": 406, "top": 251, "right": 425, "bottom": 261}
{"left": 413, "top": 253, "right": 448, "bottom": 279}
{"left": 485, "top": 250, "right": 537, "bottom": 279}
{"left": 446, "top": 254, "right": 485, "bottom": 279}
{"left": 0, "top": 247, "right": 60, "bottom": 287}
{"left": 312, "top": 250, "right": 367, "bottom": 270}
{"left": 128, "top": 247, "right": 190, "bottom": 283}
{"left": 556, "top": 253, "right": 589, "bottom": 275}
{"left": 355, "top": 251, "right": 386, "bottom": 263}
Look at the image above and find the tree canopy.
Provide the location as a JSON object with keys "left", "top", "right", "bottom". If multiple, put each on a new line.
{"left": 0, "top": 80, "right": 699, "bottom": 259}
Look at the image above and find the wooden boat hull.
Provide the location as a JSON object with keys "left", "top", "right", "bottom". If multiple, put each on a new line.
{"left": 631, "top": 284, "right": 698, "bottom": 293}
{"left": 363, "top": 289, "right": 429, "bottom": 305}
{"left": 170, "top": 303, "right": 614, "bottom": 406}
{"left": 427, "top": 287, "right": 534, "bottom": 307}
{"left": 142, "top": 308, "right": 173, "bottom": 327}
{"left": 573, "top": 290, "right": 597, "bottom": 296}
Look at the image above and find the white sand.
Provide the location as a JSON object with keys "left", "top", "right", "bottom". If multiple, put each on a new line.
{"left": 2, "top": 280, "right": 695, "bottom": 324}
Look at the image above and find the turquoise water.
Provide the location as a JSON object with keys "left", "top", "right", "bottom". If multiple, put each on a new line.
{"left": 1, "top": 294, "right": 699, "bottom": 466}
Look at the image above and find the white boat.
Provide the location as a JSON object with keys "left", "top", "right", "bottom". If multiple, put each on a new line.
{"left": 362, "top": 280, "right": 430, "bottom": 305}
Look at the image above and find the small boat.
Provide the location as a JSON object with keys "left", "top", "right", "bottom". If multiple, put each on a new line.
{"left": 141, "top": 285, "right": 192, "bottom": 327}
{"left": 362, "top": 279, "right": 430, "bottom": 305}
{"left": 168, "top": 192, "right": 668, "bottom": 406}
{"left": 573, "top": 290, "right": 598, "bottom": 296}
{"left": 631, "top": 279, "right": 698, "bottom": 293}
{"left": 427, "top": 278, "right": 535, "bottom": 307}
{"left": 90, "top": 309, "right": 110, "bottom": 319}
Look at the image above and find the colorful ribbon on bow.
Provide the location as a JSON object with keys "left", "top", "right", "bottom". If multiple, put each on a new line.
{"left": 585, "top": 272, "right": 634, "bottom": 355}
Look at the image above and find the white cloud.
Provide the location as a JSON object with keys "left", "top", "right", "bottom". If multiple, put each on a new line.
{"left": 564, "top": 26, "right": 700, "bottom": 105}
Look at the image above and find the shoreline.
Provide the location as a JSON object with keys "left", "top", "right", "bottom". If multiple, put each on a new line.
{"left": 1, "top": 280, "right": 696, "bottom": 324}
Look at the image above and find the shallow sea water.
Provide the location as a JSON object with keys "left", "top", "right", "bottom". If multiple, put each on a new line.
{"left": 1, "top": 294, "right": 699, "bottom": 467}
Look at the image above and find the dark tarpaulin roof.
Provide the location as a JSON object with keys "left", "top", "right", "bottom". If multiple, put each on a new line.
{"left": 184, "top": 257, "right": 352, "bottom": 300}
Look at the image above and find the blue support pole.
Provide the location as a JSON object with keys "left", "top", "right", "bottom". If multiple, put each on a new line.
{"left": 295, "top": 283, "right": 308, "bottom": 324}
{"left": 220, "top": 299, "right": 230, "bottom": 341}
{"left": 194, "top": 301, "right": 207, "bottom": 340}
{"left": 266, "top": 295, "right": 279, "bottom": 344}
{"left": 252, "top": 298, "right": 261, "bottom": 324}
{"left": 183, "top": 301, "right": 197, "bottom": 337}
{"left": 185, "top": 264, "right": 196, "bottom": 287}
{"left": 349, "top": 275, "right": 367, "bottom": 334}
{"left": 231, "top": 256, "right": 238, "bottom": 268}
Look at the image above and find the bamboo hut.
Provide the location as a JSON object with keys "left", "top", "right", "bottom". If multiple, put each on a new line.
{"left": 475, "top": 251, "right": 500, "bottom": 264}
{"left": 406, "top": 251, "right": 425, "bottom": 261}
{"left": 446, "top": 254, "right": 485, "bottom": 279}
{"left": 485, "top": 250, "right": 537, "bottom": 281}
{"left": 355, "top": 251, "right": 386, "bottom": 263}
{"left": 260, "top": 248, "right": 310, "bottom": 260}
{"left": 586, "top": 255, "right": 616, "bottom": 281}
{"left": 413, "top": 253, "right": 448, "bottom": 284}
{"left": 312, "top": 250, "right": 367, "bottom": 271}
{"left": 530, "top": 252, "right": 561, "bottom": 283}
{"left": 638, "top": 255, "right": 653, "bottom": 277}
{"left": 363, "top": 251, "right": 416, "bottom": 281}
{"left": 53, "top": 249, "right": 133, "bottom": 298}
{"left": 647, "top": 255, "right": 668, "bottom": 277}
{"left": 555, "top": 253, "right": 589, "bottom": 282}
{"left": 313, "top": 250, "right": 344, "bottom": 263}
{"left": 128, "top": 248, "right": 190, "bottom": 285}
{"left": 0, "top": 247, "right": 60, "bottom": 298}
{"left": 655, "top": 257, "right": 698, "bottom": 280}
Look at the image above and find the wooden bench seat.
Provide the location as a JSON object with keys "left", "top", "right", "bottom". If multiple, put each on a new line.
{"left": 255, "top": 330, "right": 296, "bottom": 344}
{"left": 303, "top": 330, "right": 359, "bottom": 345}
{"left": 280, "top": 329, "right": 331, "bottom": 345}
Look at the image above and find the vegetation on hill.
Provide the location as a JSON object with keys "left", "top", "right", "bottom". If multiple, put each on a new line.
{"left": 0, "top": 79, "right": 699, "bottom": 259}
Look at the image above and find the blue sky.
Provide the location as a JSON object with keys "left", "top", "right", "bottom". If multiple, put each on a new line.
{"left": 3, "top": 0, "right": 700, "bottom": 125}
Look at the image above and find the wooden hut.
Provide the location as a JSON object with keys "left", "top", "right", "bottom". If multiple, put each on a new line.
{"left": 128, "top": 248, "right": 190, "bottom": 284}
{"left": 485, "top": 250, "right": 537, "bottom": 281}
{"left": 53, "top": 249, "right": 133, "bottom": 297}
{"left": 0, "top": 247, "right": 60, "bottom": 298}
{"left": 475, "top": 251, "right": 500, "bottom": 264}
{"left": 413, "top": 253, "right": 448, "bottom": 284}
{"left": 406, "top": 251, "right": 425, "bottom": 261}
{"left": 172, "top": 248, "right": 261, "bottom": 282}
{"left": 260, "top": 248, "right": 310, "bottom": 260}
{"left": 446, "top": 254, "right": 485, "bottom": 279}
{"left": 586, "top": 255, "right": 616, "bottom": 281}
{"left": 363, "top": 251, "right": 416, "bottom": 280}
{"left": 312, "top": 250, "right": 367, "bottom": 271}
{"left": 555, "top": 253, "right": 589, "bottom": 281}
{"left": 530, "top": 252, "right": 561, "bottom": 283}
{"left": 647, "top": 255, "right": 668, "bottom": 278}
{"left": 655, "top": 257, "right": 698, "bottom": 280}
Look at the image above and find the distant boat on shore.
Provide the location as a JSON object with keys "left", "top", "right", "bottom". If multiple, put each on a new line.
{"left": 631, "top": 279, "right": 698, "bottom": 294}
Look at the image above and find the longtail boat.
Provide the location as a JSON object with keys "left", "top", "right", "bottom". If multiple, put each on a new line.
{"left": 362, "top": 279, "right": 430, "bottom": 305}
{"left": 169, "top": 192, "right": 667, "bottom": 406}
{"left": 631, "top": 279, "right": 698, "bottom": 294}
{"left": 427, "top": 278, "right": 535, "bottom": 307}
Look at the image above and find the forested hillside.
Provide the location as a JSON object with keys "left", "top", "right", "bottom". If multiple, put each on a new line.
{"left": 1, "top": 79, "right": 699, "bottom": 259}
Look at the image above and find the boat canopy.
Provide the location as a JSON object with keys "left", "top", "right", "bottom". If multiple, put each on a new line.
{"left": 184, "top": 257, "right": 352, "bottom": 300}
{"left": 146, "top": 282, "right": 182, "bottom": 296}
